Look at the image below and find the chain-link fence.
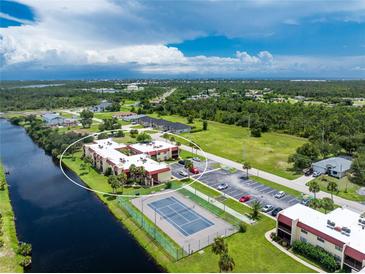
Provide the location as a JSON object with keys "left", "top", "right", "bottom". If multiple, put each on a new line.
{"left": 118, "top": 197, "right": 187, "bottom": 261}
{"left": 117, "top": 196, "right": 237, "bottom": 261}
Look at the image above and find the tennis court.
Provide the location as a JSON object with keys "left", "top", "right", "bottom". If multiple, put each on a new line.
{"left": 148, "top": 196, "right": 214, "bottom": 236}
{"left": 132, "top": 191, "right": 237, "bottom": 254}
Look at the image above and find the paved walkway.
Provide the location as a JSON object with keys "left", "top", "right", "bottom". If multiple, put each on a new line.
{"left": 153, "top": 133, "right": 365, "bottom": 214}
{"left": 265, "top": 229, "right": 324, "bottom": 273}
{"left": 183, "top": 185, "right": 255, "bottom": 224}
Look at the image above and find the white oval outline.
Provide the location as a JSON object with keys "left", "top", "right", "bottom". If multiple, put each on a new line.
{"left": 59, "top": 129, "right": 208, "bottom": 198}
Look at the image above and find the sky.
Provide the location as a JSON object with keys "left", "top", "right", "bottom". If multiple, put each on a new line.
{"left": 1, "top": 0, "right": 365, "bottom": 80}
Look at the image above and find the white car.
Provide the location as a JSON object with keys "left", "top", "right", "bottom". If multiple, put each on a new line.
{"left": 217, "top": 183, "right": 228, "bottom": 190}
{"left": 262, "top": 205, "right": 274, "bottom": 213}
{"left": 192, "top": 157, "right": 201, "bottom": 162}
{"left": 178, "top": 170, "right": 188, "bottom": 177}
{"left": 312, "top": 171, "right": 321, "bottom": 177}
{"left": 274, "top": 191, "right": 286, "bottom": 199}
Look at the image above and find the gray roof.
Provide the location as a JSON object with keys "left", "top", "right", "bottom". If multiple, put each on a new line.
{"left": 312, "top": 156, "right": 352, "bottom": 172}
{"left": 42, "top": 113, "right": 63, "bottom": 122}
{"left": 136, "top": 116, "right": 191, "bottom": 131}
{"left": 123, "top": 114, "right": 146, "bottom": 121}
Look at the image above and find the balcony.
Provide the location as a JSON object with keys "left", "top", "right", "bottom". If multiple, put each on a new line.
{"left": 344, "top": 256, "right": 363, "bottom": 271}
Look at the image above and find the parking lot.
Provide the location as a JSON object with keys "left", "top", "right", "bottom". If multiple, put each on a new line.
{"left": 170, "top": 158, "right": 219, "bottom": 179}
{"left": 170, "top": 162, "right": 301, "bottom": 212}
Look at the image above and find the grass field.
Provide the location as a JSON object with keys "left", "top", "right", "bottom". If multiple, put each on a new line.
{"left": 150, "top": 114, "right": 307, "bottom": 179}
{"left": 0, "top": 163, "right": 23, "bottom": 273}
{"left": 62, "top": 154, "right": 313, "bottom": 273}
{"left": 312, "top": 175, "right": 365, "bottom": 202}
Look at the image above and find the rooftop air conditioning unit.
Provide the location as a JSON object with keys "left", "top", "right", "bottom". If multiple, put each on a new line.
{"left": 327, "top": 220, "right": 336, "bottom": 229}
{"left": 341, "top": 227, "right": 351, "bottom": 236}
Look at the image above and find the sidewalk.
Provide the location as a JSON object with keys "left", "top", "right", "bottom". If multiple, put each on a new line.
{"left": 265, "top": 229, "right": 324, "bottom": 273}
{"left": 183, "top": 184, "right": 255, "bottom": 224}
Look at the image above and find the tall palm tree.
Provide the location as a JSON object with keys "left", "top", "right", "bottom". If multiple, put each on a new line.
{"left": 117, "top": 172, "right": 128, "bottom": 194}
{"left": 243, "top": 161, "right": 251, "bottom": 178}
{"left": 108, "top": 175, "right": 119, "bottom": 194}
{"left": 251, "top": 200, "right": 262, "bottom": 220}
{"left": 308, "top": 181, "right": 320, "bottom": 199}
{"left": 327, "top": 181, "right": 338, "bottom": 201}
{"left": 219, "top": 252, "right": 235, "bottom": 273}
{"left": 212, "top": 237, "right": 228, "bottom": 256}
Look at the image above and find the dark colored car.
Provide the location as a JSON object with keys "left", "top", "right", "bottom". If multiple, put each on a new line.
{"left": 239, "top": 194, "right": 252, "bottom": 203}
{"left": 271, "top": 207, "right": 283, "bottom": 217}
{"left": 304, "top": 167, "right": 313, "bottom": 176}
{"left": 178, "top": 159, "right": 185, "bottom": 165}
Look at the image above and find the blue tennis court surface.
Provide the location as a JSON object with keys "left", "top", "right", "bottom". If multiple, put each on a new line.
{"left": 148, "top": 196, "right": 214, "bottom": 236}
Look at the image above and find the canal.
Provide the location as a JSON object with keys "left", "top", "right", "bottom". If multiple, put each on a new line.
{"left": 0, "top": 119, "right": 161, "bottom": 272}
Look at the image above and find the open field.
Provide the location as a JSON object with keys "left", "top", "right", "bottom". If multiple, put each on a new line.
{"left": 0, "top": 163, "right": 23, "bottom": 273}
{"left": 150, "top": 114, "right": 307, "bottom": 179}
{"left": 62, "top": 154, "right": 313, "bottom": 272}
{"left": 312, "top": 175, "right": 365, "bottom": 202}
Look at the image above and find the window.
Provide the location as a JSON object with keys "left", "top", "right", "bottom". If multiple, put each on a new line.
{"left": 301, "top": 229, "right": 308, "bottom": 234}
{"left": 335, "top": 245, "right": 342, "bottom": 252}
{"left": 300, "top": 237, "right": 307, "bottom": 243}
{"left": 317, "top": 237, "right": 325, "bottom": 243}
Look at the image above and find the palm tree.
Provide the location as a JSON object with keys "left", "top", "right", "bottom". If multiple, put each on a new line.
{"left": 117, "top": 173, "right": 128, "bottom": 194}
{"left": 308, "top": 181, "right": 320, "bottom": 199}
{"left": 251, "top": 200, "right": 262, "bottom": 220}
{"left": 212, "top": 237, "right": 228, "bottom": 256}
{"left": 243, "top": 161, "right": 251, "bottom": 178}
{"left": 327, "top": 181, "right": 338, "bottom": 201}
{"left": 219, "top": 252, "right": 235, "bottom": 273}
{"left": 321, "top": 197, "right": 334, "bottom": 213}
{"left": 108, "top": 175, "right": 119, "bottom": 194}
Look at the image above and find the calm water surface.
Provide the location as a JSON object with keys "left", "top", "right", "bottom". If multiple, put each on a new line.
{"left": 0, "top": 119, "right": 161, "bottom": 272}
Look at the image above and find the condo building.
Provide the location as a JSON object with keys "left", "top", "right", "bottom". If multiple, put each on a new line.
{"left": 83, "top": 139, "right": 178, "bottom": 185}
{"left": 277, "top": 204, "right": 365, "bottom": 272}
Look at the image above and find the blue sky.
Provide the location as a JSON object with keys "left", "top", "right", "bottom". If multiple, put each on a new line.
{"left": 1, "top": 0, "right": 365, "bottom": 79}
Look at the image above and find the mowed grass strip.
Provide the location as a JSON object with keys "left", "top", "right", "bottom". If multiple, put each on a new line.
{"left": 0, "top": 163, "right": 23, "bottom": 273}
{"left": 149, "top": 114, "right": 307, "bottom": 179}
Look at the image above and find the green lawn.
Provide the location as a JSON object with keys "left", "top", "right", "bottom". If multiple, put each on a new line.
{"left": 0, "top": 163, "right": 23, "bottom": 273}
{"left": 62, "top": 154, "right": 313, "bottom": 273}
{"left": 150, "top": 114, "right": 307, "bottom": 179}
{"left": 312, "top": 175, "right": 365, "bottom": 202}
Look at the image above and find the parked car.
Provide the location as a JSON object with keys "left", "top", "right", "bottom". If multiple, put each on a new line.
{"left": 192, "top": 157, "right": 201, "bottom": 162}
{"left": 313, "top": 171, "right": 321, "bottom": 177}
{"left": 301, "top": 198, "right": 311, "bottom": 206}
{"left": 262, "top": 204, "right": 274, "bottom": 213}
{"left": 217, "top": 183, "right": 228, "bottom": 190}
{"left": 274, "top": 191, "right": 286, "bottom": 199}
{"left": 178, "top": 159, "right": 185, "bottom": 165}
{"left": 239, "top": 194, "right": 252, "bottom": 203}
{"left": 303, "top": 167, "right": 313, "bottom": 176}
{"left": 178, "top": 170, "right": 188, "bottom": 177}
{"left": 271, "top": 207, "right": 283, "bottom": 217}
{"left": 189, "top": 167, "right": 199, "bottom": 174}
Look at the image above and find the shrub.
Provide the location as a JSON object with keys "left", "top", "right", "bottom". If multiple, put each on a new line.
{"left": 165, "top": 181, "right": 172, "bottom": 189}
{"left": 17, "top": 242, "right": 32, "bottom": 256}
{"left": 292, "top": 241, "right": 339, "bottom": 272}
{"left": 19, "top": 256, "right": 32, "bottom": 268}
{"left": 239, "top": 222, "right": 247, "bottom": 233}
{"left": 250, "top": 127, "right": 261, "bottom": 137}
{"left": 0, "top": 239, "right": 4, "bottom": 248}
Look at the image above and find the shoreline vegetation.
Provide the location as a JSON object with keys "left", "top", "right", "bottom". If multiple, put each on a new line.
{"left": 61, "top": 154, "right": 314, "bottom": 273}
{"left": 0, "top": 163, "right": 24, "bottom": 273}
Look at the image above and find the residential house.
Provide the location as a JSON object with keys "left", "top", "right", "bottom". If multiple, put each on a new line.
{"left": 312, "top": 156, "right": 352, "bottom": 178}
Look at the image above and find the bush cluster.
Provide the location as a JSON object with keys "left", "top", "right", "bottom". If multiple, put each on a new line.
{"left": 292, "top": 241, "right": 339, "bottom": 272}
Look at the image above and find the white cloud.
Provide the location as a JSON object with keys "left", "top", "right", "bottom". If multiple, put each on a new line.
{"left": 1, "top": 0, "right": 365, "bottom": 78}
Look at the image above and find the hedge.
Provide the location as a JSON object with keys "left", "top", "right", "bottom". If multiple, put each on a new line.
{"left": 292, "top": 240, "right": 339, "bottom": 272}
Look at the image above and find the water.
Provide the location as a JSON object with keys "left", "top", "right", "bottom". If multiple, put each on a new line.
{"left": 0, "top": 119, "right": 161, "bottom": 272}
